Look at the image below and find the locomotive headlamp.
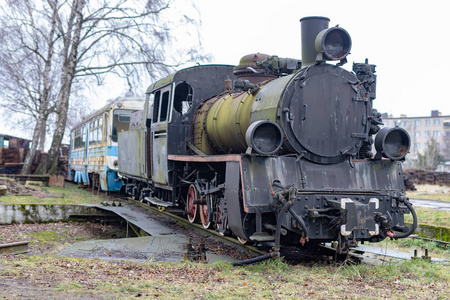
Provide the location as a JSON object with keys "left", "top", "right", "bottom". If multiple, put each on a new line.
{"left": 374, "top": 127, "right": 411, "bottom": 160}
{"left": 315, "top": 27, "right": 352, "bottom": 62}
{"left": 245, "top": 120, "right": 283, "bottom": 155}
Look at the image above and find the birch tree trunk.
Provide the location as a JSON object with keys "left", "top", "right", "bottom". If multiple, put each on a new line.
{"left": 20, "top": 0, "right": 58, "bottom": 174}
{"left": 36, "top": 0, "right": 86, "bottom": 174}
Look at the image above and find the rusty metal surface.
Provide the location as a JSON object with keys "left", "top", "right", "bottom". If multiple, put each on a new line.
{"left": 250, "top": 74, "right": 293, "bottom": 123}
{"left": 281, "top": 64, "right": 367, "bottom": 164}
{"left": 241, "top": 157, "right": 405, "bottom": 208}
{"left": 118, "top": 129, "right": 146, "bottom": 178}
{"left": 168, "top": 154, "right": 242, "bottom": 163}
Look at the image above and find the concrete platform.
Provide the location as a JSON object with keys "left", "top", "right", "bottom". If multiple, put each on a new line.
{"left": 58, "top": 202, "right": 239, "bottom": 263}
{"left": 81, "top": 202, "right": 182, "bottom": 237}
{"left": 58, "top": 235, "right": 237, "bottom": 263}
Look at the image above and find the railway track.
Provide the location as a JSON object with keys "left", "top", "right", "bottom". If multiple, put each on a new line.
{"left": 411, "top": 235, "right": 450, "bottom": 249}
{"left": 125, "top": 199, "right": 347, "bottom": 265}
{"left": 132, "top": 200, "right": 269, "bottom": 259}
{"left": 113, "top": 197, "right": 444, "bottom": 265}
{"left": 97, "top": 194, "right": 449, "bottom": 265}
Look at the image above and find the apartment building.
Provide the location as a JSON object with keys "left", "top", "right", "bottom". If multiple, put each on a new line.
{"left": 381, "top": 110, "right": 450, "bottom": 161}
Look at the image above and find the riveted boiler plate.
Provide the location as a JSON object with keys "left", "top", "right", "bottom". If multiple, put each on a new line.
{"left": 282, "top": 64, "right": 367, "bottom": 163}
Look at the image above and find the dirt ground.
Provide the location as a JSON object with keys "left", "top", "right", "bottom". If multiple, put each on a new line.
{"left": 0, "top": 222, "right": 122, "bottom": 299}
{"left": 0, "top": 220, "right": 253, "bottom": 299}
{"left": 1, "top": 185, "right": 449, "bottom": 299}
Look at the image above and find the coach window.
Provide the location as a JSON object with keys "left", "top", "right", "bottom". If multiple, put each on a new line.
{"left": 98, "top": 117, "right": 103, "bottom": 142}
{"left": 89, "top": 122, "right": 94, "bottom": 145}
{"left": 173, "top": 82, "right": 193, "bottom": 115}
{"left": 74, "top": 126, "right": 86, "bottom": 150}
{"left": 89, "top": 118, "right": 102, "bottom": 146}
{"left": 111, "top": 110, "right": 132, "bottom": 142}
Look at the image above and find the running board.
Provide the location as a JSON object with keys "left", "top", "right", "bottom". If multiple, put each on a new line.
{"left": 144, "top": 197, "right": 173, "bottom": 207}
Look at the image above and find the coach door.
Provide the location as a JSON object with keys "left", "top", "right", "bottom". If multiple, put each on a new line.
{"left": 150, "top": 85, "right": 172, "bottom": 185}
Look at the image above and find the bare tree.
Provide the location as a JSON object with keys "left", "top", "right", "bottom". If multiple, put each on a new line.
{"left": 0, "top": 0, "right": 206, "bottom": 174}
{"left": 415, "top": 138, "right": 444, "bottom": 171}
{"left": 0, "top": 1, "right": 60, "bottom": 174}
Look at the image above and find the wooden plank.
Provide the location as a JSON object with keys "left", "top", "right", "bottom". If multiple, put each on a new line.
{"left": 49, "top": 175, "right": 65, "bottom": 188}
{"left": 0, "top": 241, "right": 30, "bottom": 255}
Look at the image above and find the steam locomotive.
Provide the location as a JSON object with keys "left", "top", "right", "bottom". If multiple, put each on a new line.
{"left": 118, "top": 16, "right": 416, "bottom": 257}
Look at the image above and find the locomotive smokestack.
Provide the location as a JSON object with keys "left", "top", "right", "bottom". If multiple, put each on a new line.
{"left": 300, "top": 16, "right": 330, "bottom": 67}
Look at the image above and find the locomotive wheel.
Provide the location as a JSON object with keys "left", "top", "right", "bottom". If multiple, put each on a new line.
{"left": 199, "top": 194, "right": 212, "bottom": 229}
{"left": 186, "top": 184, "right": 199, "bottom": 223}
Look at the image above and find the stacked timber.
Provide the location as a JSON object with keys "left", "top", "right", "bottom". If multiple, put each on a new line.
{"left": 0, "top": 148, "right": 27, "bottom": 174}
{"left": 403, "top": 169, "right": 450, "bottom": 187}
{"left": 0, "top": 135, "right": 68, "bottom": 175}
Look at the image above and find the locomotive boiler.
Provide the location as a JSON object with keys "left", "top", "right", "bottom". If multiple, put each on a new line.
{"left": 118, "top": 16, "right": 416, "bottom": 258}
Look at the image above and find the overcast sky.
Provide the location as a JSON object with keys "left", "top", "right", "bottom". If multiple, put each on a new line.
{"left": 194, "top": 0, "right": 450, "bottom": 118}
{"left": 2, "top": 1, "right": 449, "bottom": 141}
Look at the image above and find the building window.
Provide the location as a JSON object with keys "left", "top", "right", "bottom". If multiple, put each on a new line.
{"left": 444, "top": 120, "right": 450, "bottom": 129}
{"left": 425, "top": 120, "right": 430, "bottom": 126}
{"left": 433, "top": 131, "right": 440, "bottom": 137}
{"left": 414, "top": 131, "right": 420, "bottom": 137}
{"left": 434, "top": 119, "right": 441, "bottom": 126}
{"left": 414, "top": 143, "right": 420, "bottom": 149}
{"left": 425, "top": 131, "right": 430, "bottom": 137}
{"left": 414, "top": 120, "right": 421, "bottom": 126}
{"left": 403, "top": 121, "right": 409, "bottom": 126}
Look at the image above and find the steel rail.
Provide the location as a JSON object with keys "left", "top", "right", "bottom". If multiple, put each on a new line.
{"left": 132, "top": 200, "right": 267, "bottom": 258}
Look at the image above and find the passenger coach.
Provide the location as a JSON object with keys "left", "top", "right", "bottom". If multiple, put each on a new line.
{"left": 68, "top": 97, "right": 144, "bottom": 192}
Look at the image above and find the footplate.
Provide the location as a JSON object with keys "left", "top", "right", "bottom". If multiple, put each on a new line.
{"left": 340, "top": 198, "right": 379, "bottom": 236}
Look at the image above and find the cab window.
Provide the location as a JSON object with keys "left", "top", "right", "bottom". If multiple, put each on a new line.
{"left": 173, "top": 82, "right": 193, "bottom": 115}
{"left": 160, "top": 91, "right": 169, "bottom": 122}
{"left": 152, "top": 91, "right": 161, "bottom": 123}
{"left": 151, "top": 87, "right": 171, "bottom": 123}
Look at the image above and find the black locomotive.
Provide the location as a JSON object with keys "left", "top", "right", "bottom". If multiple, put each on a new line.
{"left": 118, "top": 16, "right": 416, "bottom": 258}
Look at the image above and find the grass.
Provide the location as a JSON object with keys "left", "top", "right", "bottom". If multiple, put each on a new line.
{"left": 404, "top": 206, "right": 450, "bottom": 228}
{"left": 407, "top": 184, "right": 450, "bottom": 203}
{"left": 0, "top": 182, "right": 106, "bottom": 205}
{"left": 1, "top": 255, "right": 449, "bottom": 299}
{"left": 1, "top": 181, "right": 450, "bottom": 299}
